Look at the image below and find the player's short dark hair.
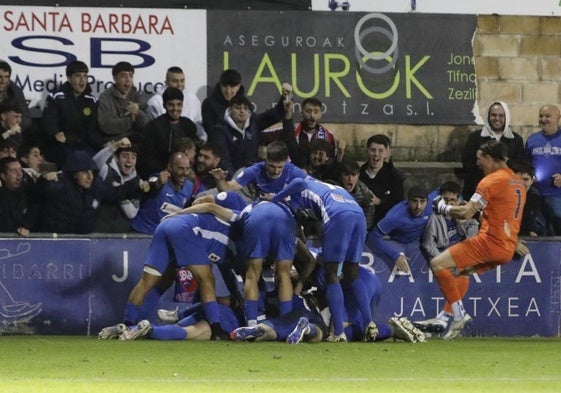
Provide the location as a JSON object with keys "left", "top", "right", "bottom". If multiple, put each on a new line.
{"left": 162, "top": 87, "right": 184, "bottom": 103}
{"left": 366, "top": 134, "right": 391, "bottom": 148}
{"left": 112, "top": 61, "right": 134, "bottom": 77}
{"left": 66, "top": 60, "right": 89, "bottom": 76}
{"left": 219, "top": 69, "right": 242, "bottom": 86}
{"left": 0, "top": 60, "right": 12, "bottom": 75}
{"left": 479, "top": 140, "right": 507, "bottom": 161}
{"left": 508, "top": 159, "right": 535, "bottom": 177}
{"left": 439, "top": 181, "right": 461, "bottom": 196}
{"left": 266, "top": 141, "right": 289, "bottom": 162}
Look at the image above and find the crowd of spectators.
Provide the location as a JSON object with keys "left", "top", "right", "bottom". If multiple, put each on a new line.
{"left": 0, "top": 58, "right": 558, "bottom": 241}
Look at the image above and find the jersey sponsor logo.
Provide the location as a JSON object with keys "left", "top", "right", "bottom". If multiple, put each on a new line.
{"left": 208, "top": 253, "right": 221, "bottom": 262}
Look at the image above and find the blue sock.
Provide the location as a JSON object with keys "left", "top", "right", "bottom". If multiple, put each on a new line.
{"left": 350, "top": 278, "right": 373, "bottom": 323}
{"left": 203, "top": 301, "right": 220, "bottom": 324}
{"left": 326, "top": 282, "right": 345, "bottom": 336}
{"left": 137, "top": 288, "right": 163, "bottom": 322}
{"left": 124, "top": 303, "right": 141, "bottom": 325}
{"left": 177, "top": 315, "right": 199, "bottom": 327}
{"left": 244, "top": 300, "right": 259, "bottom": 323}
{"left": 279, "top": 300, "right": 292, "bottom": 316}
{"left": 150, "top": 325, "right": 188, "bottom": 340}
{"left": 376, "top": 323, "right": 392, "bottom": 341}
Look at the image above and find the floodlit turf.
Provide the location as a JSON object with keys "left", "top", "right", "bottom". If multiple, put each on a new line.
{"left": 1, "top": 336, "right": 560, "bottom": 393}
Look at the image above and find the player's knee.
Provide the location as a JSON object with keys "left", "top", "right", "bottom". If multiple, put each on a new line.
{"left": 429, "top": 257, "right": 442, "bottom": 272}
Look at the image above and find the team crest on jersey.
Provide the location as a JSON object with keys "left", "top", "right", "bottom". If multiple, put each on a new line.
{"left": 331, "top": 193, "right": 345, "bottom": 203}
{"left": 208, "top": 253, "right": 221, "bottom": 262}
{"left": 92, "top": 199, "right": 100, "bottom": 209}
{"left": 217, "top": 192, "right": 227, "bottom": 201}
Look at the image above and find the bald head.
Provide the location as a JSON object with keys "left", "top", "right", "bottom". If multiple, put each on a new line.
{"left": 539, "top": 104, "right": 561, "bottom": 135}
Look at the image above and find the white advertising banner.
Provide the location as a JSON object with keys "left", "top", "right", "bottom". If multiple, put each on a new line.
{"left": 0, "top": 6, "right": 208, "bottom": 109}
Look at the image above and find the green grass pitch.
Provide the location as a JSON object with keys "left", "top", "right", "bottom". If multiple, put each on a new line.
{"left": 1, "top": 336, "right": 560, "bottom": 392}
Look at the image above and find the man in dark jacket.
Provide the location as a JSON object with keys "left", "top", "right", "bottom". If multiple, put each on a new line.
{"left": 38, "top": 150, "right": 143, "bottom": 234}
{"left": 359, "top": 134, "right": 404, "bottom": 225}
{"left": 134, "top": 87, "right": 198, "bottom": 178}
{"left": 0, "top": 156, "right": 39, "bottom": 237}
{"left": 0, "top": 60, "right": 31, "bottom": 133}
{"left": 202, "top": 69, "right": 245, "bottom": 138}
{"left": 0, "top": 100, "right": 24, "bottom": 151}
{"left": 41, "top": 60, "right": 103, "bottom": 169}
{"left": 209, "top": 95, "right": 287, "bottom": 175}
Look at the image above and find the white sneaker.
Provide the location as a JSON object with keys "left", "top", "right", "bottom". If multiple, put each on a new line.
{"left": 157, "top": 307, "right": 179, "bottom": 324}
{"left": 98, "top": 323, "right": 127, "bottom": 340}
{"left": 364, "top": 322, "right": 378, "bottom": 342}
{"left": 325, "top": 332, "right": 347, "bottom": 342}
{"left": 443, "top": 314, "right": 472, "bottom": 340}
{"left": 119, "top": 320, "right": 152, "bottom": 341}
{"left": 413, "top": 317, "right": 448, "bottom": 333}
{"left": 398, "top": 317, "right": 427, "bottom": 343}
{"left": 389, "top": 317, "right": 416, "bottom": 342}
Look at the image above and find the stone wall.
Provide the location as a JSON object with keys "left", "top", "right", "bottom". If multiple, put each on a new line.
{"left": 328, "top": 14, "right": 561, "bottom": 168}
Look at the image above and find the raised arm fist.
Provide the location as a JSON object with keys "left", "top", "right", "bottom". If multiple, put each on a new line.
{"left": 282, "top": 83, "right": 293, "bottom": 100}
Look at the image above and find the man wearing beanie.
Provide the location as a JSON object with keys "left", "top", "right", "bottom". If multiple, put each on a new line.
{"left": 42, "top": 60, "right": 103, "bottom": 169}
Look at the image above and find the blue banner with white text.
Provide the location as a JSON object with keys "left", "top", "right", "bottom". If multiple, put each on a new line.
{"left": 0, "top": 237, "right": 559, "bottom": 336}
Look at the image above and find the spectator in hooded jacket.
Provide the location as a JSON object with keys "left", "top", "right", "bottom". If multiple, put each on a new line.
{"left": 41, "top": 60, "right": 103, "bottom": 169}
{"left": 93, "top": 137, "right": 142, "bottom": 233}
{"left": 38, "top": 150, "right": 144, "bottom": 234}
{"left": 461, "top": 101, "right": 525, "bottom": 200}
{"left": 209, "top": 93, "right": 288, "bottom": 175}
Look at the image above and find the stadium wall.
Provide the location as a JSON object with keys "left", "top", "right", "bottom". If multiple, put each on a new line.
{"left": 0, "top": 236, "right": 559, "bottom": 337}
